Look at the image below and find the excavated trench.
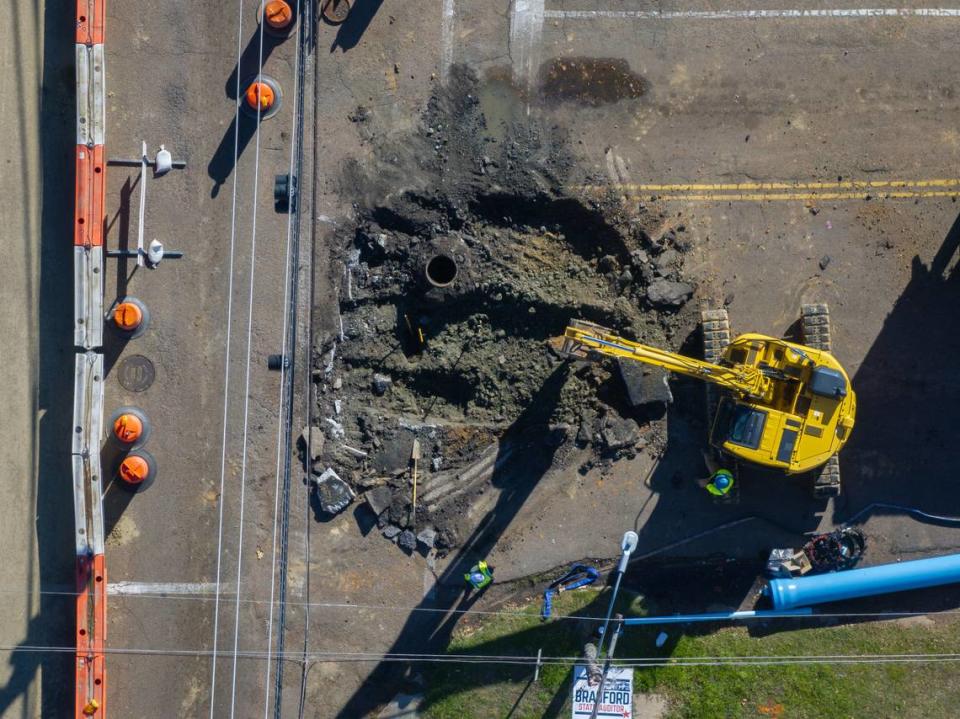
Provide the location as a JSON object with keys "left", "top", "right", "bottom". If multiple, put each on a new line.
{"left": 313, "top": 67, "right": 698, "bottom": 549}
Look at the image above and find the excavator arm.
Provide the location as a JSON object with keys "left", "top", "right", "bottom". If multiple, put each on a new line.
{"left": 562, "top": 320, "right": 770, "bottom": 399}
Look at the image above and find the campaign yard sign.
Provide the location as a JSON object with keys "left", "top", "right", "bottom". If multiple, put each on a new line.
{"left": 571, "top": 665, "right": 633, "bottom": 718}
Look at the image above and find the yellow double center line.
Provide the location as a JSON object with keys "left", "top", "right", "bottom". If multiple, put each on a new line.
{"left": 576, "top": 178, "right": 960, "bottom": 202}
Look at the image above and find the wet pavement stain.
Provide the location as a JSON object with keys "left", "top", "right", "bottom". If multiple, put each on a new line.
{"left": 539, "top": 57, "right": 647, "bottom": 106}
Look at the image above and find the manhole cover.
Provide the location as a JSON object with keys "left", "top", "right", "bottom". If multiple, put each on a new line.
{"left": 322, "top": 0, "right": 351, "bottom": 23}
{"left": 117, "top": 355, "right": 155, "bottom": 392}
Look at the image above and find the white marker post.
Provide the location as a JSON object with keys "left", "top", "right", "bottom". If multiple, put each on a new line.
{"left": 136, "top": 140, "right": 147, "bottom": 267}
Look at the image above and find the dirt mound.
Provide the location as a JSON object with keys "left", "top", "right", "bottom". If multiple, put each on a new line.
{"left": 314, "top": 67, "right": 698, "bottom": 549}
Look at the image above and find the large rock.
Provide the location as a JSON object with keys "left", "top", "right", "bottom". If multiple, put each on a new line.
{"left": 300, "top": 426, "right": 325, "bottom": 462}
{"left": 371, "top": 433, "right": 415, "bottom": 474}
{"left": 398, "top": 530, "right": 417, "bottom": 553}
{"left": 372, "top": 373, "right": 393, "bottom": 395}
{"left": 576, "top": 419, "right": 594, "bottom": 446}
{"left": 618, "top": 359, "right": 673, "bottom": 407}
{"left": 315, "top": 470, "right": 354, "bottom": 515}
{"left": 602, "top": 417, "right": 640, "bottom": 451}
{"left": 653, "top": 249, "right": 678, "bottom": 277}
{"left": 646, "top": 279, "right": 693, "bottom": 308}
{"left": 417, "top": 527, "right": 437, "bottom": 550}
{"left": 365, "top": 486, "right": 393, "bottom": 516}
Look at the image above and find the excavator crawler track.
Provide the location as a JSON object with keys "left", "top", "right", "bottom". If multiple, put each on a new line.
{"left": 801, "top": 303, "right": 841, "bottom": 497}
{"left": 701, "top": 307, "right": 731, "bottom": 428}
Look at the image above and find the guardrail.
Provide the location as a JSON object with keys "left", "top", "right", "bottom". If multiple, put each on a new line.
{"left": 74, "top": 0, "right": 108, "bottom": 715}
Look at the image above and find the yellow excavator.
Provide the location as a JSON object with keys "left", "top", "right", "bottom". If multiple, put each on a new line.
{"left": 562, "top": 305, "right": 856, "bottom": 495}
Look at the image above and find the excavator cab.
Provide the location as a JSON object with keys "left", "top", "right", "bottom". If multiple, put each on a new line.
{"left": 713, "top": 399, "right": 767, "bottom": 452}
{"left": 703, "top": 333, "right": 856, "bottom": 473}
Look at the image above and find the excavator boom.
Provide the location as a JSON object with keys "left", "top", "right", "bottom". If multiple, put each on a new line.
{"left": 562, "top": 321, "right": 769, "bottom": 399}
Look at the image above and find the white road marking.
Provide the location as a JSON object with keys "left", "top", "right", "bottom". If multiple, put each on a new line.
{"left": 108, "top": 582, "right": 223, "bottom": 596}
{"left": 441, "top": 0, "right": 456, "bottom": 83}
{"left": 544, "top": 8, "right": 960, "bottom": 20}
{"left": 510, "top": 0, "right": 545, "bottom": 90}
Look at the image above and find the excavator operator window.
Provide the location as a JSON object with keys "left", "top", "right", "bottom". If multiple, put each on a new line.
{"left": 714, "top": 398, "right": 766, "bottom": 450}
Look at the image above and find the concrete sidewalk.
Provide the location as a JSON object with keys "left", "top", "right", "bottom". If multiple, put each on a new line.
{"left": 0, "top": 1, "right": 76, "bottom": 716}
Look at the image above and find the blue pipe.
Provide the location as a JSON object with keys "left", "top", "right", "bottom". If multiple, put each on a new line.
{"left": 766, "top": 552, "right": 960, "bottom": 610}
{"left": 623, "top": 608, "right": 813, "bottom": 626}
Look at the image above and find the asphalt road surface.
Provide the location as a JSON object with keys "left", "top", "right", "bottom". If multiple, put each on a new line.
{"left": 18, "top": 0, "right": 960, "bottom": 717}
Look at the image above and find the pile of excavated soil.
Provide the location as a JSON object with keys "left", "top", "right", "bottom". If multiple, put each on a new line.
{"left": 311, "top": 67, "right": 699, "bottom": 550}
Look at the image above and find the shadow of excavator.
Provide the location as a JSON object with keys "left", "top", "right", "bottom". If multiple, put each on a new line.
{"left": 836, "top": 213, "right": 960, "bottom": 524}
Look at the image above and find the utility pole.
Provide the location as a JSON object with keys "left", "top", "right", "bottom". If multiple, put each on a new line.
{"left": 590, "top": 530, "right": 638, "bottom": 719}
{"left": 589, "top": 614, "right": 624, "bottom": 719}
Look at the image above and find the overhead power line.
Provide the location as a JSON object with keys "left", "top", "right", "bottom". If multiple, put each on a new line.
{"left": 16, "top": 643, "right": 960, "bottom": 667}
{"left": 12, "top": 585, "right": 960, "bottom": 623}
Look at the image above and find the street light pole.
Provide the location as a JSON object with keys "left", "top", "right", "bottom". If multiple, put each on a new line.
{"left": 590, "top": 531, "right": 638, "bottom": 719}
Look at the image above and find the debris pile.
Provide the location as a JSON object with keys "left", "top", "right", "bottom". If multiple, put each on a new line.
{"left": 309, "top": 68, "right": 699, "bottom": 550}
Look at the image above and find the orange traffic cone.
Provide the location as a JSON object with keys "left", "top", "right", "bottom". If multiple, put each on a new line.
{"left": 241, "top": 75, "right": 282, "bottom": 119}
{"left": 246, "top": 82, "right": 275, "bottom": 112}
{"left": 113, "top": 413, "right": 143, "bottom": 443}
{"left": 117, "top": 449, "right": 157, "bottom": 492}
{"left": 111, "top": 296, "right": 150, "bottom": 338}
{"left": 262, "top": 0, "right": 295, "bottom": 35}
{"left": 109, "top": 406, "right": 151, "bottom": 448}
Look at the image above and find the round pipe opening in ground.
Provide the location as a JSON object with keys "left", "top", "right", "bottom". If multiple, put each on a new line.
{"left": 425, "top": 254, "right": 458, "bottom": 287}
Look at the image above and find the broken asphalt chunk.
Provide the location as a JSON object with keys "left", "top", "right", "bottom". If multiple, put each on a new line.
{"left": 372, "top": 373, "right": 393, "bottom": 395}
{"left": 618, "top": 360, "right": 673, "bottom": 408}
{"left": 300, "top": 426, "right": 325, "bottom": 462}
{"left": 365, "top": 485, "right": 393, "bottom": 516}
{"left": 416, "top": 527, "right": 437, "bottom": 550}
{"left": 398, "top": 530, "right": 417, "bottom": 553}
{"left": 646, "top": 279, "right": 694, "bottom": 308}
{"left": 602, "top": 417, "right": 640, "bottom": 451}
{"left": 315, "top": 470, "right": 355, "bottom": 515}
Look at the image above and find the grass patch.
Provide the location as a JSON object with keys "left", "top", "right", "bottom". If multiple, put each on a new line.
{"left": 420, "top": 590, "right": 960, "bottom": 718}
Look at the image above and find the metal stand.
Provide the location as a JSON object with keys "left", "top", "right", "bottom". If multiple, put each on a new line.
{"left": 107, "top": 143, "right": 187, "bottom": 267}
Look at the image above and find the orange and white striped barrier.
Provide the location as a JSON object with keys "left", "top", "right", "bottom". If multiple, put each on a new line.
{"left": 74, "top": 0, "right": 108, "bottom": 716}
